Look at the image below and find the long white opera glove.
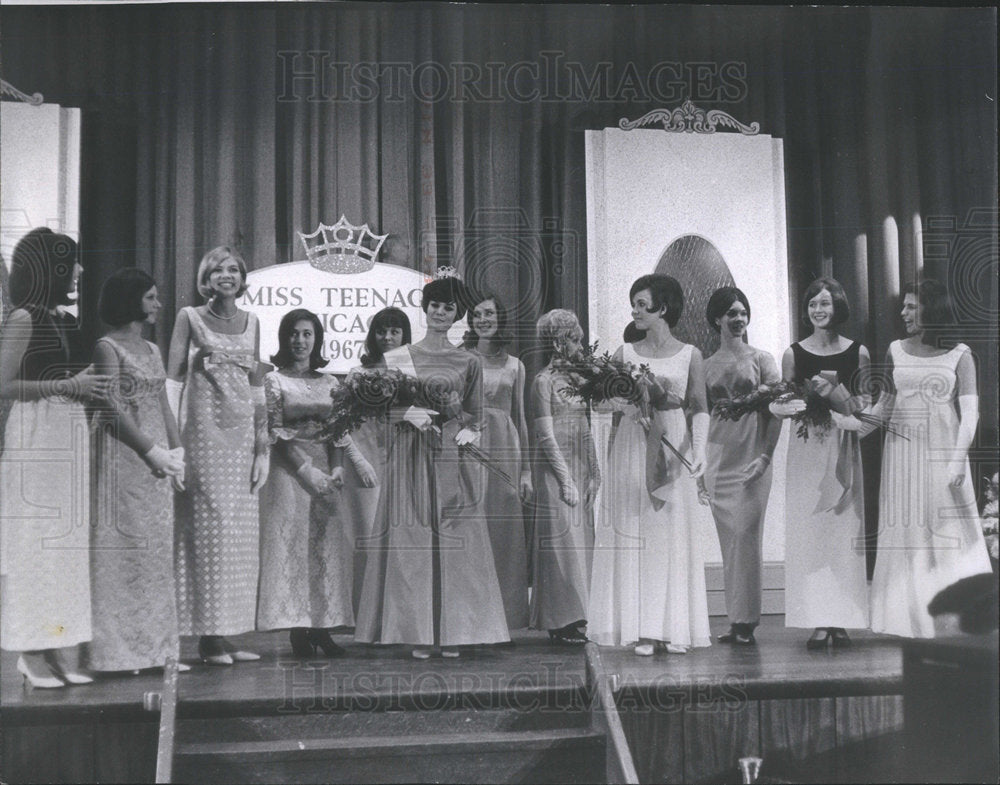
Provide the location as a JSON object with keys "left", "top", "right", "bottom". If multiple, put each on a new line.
{"left": 402, "top": 406, "right": 437, "bottom": 431}
{"left": 165, "top": 379, "right": 184, "bottom": 423}
{"left": 342, "top": 439, "right": 377, "bottom": 487}
{"left": 689, "top": 411, "right": 709, "bottom": 479}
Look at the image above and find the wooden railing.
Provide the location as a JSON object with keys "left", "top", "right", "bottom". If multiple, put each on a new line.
{"left": 152, "top": 657, "right": 180, "bottom": 784}
{"left": 585, "top": 643, "right": 640, "bottom": 784}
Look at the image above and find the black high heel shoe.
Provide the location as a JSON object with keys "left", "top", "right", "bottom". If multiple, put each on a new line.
{"left": 290, "top": 628, "right": 315, "bottom": 658}
{"left": 308, "top": 629, "right": 346, "bottom": 658}
{"left": 719, "top": 624, "right": 756, "bottom": 646}
{"left": 829, "top": 628, "right": 852, "bottom": 648}
{"left": 199, "top": 636, "right": 234, "bottom": 666}
{"left": 548, "top": 624, "right": 588, "bottom": 646}
{"left": 806, "top": 628, "right": 831, "bottom": 650}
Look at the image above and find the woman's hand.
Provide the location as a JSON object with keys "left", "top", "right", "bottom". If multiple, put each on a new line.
{"left": 584, "top": 478, "right": 600, "bottom": 509}
{"left": 329, "top": 466, "right": 345, "bottom": 490}
{"left": 688, "top": 449, "right": 706, "bottom": 480}
{"left": 559, "top": 479, "right": 580, "bottom": 507}
{"left": 809, "top": 373, "right": 835, "bottom": 397}
{"left": 696, "top": 477, "right": 711, "bottom": 506}
{"left": 830, "top": 411, "right": 863, "bottom": 432}
{"left": 144, "top": 444, "right": 185, "bottom": 488}
{"left": 69, "top": 366, "right": 112, "bottom": 403}
{"left": 353, "top": 458, "right": 378, "bottom": 488}
{"left": 769, "top": 398, "right": 806, "bottom": 418}
{"left": 402, "top": 406, "right": 438, "bottom": 431}
{"left": 455, "top": 427, "right": 480, "bottom": 446}
{"left": 251, "top": 451, "right": 270, "bottom": 493}
{"left": 743, "top": 454, "right": 771, "bottom": 483}
{"left": 947, "top": 458, "right": 967, "bottom": 489}
{"left": 519, "top": 470, "right": 534, "bottom": 502}
{"left": 166, "top": 446, "right": 186, "bottom": 491}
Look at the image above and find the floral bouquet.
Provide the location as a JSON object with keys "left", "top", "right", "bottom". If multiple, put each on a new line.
{"left": 982, "top": 473, "right": 998, "bottom": 568}
{"left": 559, "top": 342, "right": 692, "bottom": 471}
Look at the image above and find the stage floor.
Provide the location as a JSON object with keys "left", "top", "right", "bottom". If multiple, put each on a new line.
{"left": 1, "top": 617, "right": 904, "bottom": 720}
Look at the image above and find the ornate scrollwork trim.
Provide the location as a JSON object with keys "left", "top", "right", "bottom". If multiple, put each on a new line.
{"left": 619, "top": 100, "right": 759, "bottom": 135}
{"left": 0, "top": 79, "right": 44, "bottom": 106}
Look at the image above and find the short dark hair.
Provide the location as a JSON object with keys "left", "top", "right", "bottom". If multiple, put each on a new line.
{"left": 421, "top": 277, "right": 471, "bottom": 321}
{"left": 270, "top": 308, "right": 328, "bottom": 370}
{"left": 629, "top": 274, "right": 683, "bottom": 328}
{"left": 801, "top": 277, "right": 850, "bottom": 327}
{"left": 706, "top": 287, "right": 751, "bottom": 332}
{"left": 905, "top": 279, "right": 954, "bottom": 347}
{"left": 361, "top": 307, "right": 412, "bottom": 367}
{"left": 99, "top": 267, "right": 156, "bottom": 327}
{"left": 9, "top": 228, "right": 79, "bottom": 309}
{"left": 462, "top": 291, "right": 513, "bottom": 348}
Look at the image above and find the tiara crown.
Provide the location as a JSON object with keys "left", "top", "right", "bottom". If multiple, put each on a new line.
{"left": 299, "top": 216, "right": 388, "bottom": 274}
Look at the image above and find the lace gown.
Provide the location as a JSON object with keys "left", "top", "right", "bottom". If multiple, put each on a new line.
{"left": 0, "top": 308, "right": 92, "bottom": 651}
{"left": 529, "top": 365, "right": 600, "bottom": 631}
{"left": 703, "top": 348, "right": 780, "bottom": 627}
{"left": 870, "top": 342, "right": 991, "bottom": 638}
{"left": 257, "top": 371, "right": 353, "bottom": 630}
{"left": 478, "top": 351, "right": 530, "bottom": 629}
{"left": 89, "top": 337, "right": 180, "bottom": 670}
{"left": 354, "top": 345, "right": 509, "bottom": 647}
{"left": 174, "top": 307, "right": 261, "bottom": 637}
{"left": 589, "top": 344, "right": 711, "bottom": 648}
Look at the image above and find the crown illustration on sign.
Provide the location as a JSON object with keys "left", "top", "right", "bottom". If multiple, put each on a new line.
{"left": 433, "top": 266, "right": 463, "bottom": 281}
{"left": 298, "top": 216, "right": 388, "bottom": 274}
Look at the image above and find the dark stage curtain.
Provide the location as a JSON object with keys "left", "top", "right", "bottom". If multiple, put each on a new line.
{"left": 3, "top": 4, "right": 997, "bottom": 569}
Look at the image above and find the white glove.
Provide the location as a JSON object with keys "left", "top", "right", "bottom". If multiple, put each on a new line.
{"left": 403, "top": 406, "right": 438, "bottom": 431}
{"left": 769, "top": 398, "right": 807, "bottom": 418}
{"left": 296, "top": 459, "right": 334, "bottom": 496}
{"left": 144, "top": 443, "right": 185, "bottom": 480}
{"left": 165, "top": 379, "right": 184, "bottom": 423}
{"left": 830, "top": 411, "right": 863, "bottom": 432}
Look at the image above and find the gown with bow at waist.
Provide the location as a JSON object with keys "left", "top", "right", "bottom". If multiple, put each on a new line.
{"left": 783, "top": 341, "right": 869, "bottom": 630}
{"left": 588, "top": 343, "right": 711, "bottom": 648}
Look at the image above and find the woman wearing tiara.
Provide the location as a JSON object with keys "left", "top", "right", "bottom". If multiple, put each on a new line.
{"left": 838, "top": 280, "right": 991, "bottom": 638}
{"left": 354, "top": 273, "right": 509, "bottom": 659}
{"left": 464, "top": 292, "right": 533, "bottom": 631}
{"left": 771, "top": 277, "right": 869, "bottom": 649}
{"left": 530, "top": 309, "right": 601, "bottom": 645}
{"left": 341, "top": 307, "right": 404, "bottom": 613}
{"left": 588, "top": 275, "right": 711, "bottom": 655}
{"left": 167, "top": 246, "right": 268, "bottom": 665}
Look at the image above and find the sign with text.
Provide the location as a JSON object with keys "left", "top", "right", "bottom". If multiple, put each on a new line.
{"left": 240, "top": 261, "right": 466, "bottom": 374}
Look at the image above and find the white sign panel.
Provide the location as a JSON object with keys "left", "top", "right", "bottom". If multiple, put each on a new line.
{"left": 240, "top": 261, "right": 466, "bottom": 374}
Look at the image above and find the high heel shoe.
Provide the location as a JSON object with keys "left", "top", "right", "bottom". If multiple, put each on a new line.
{"left": 830, "top": 628, "right": 852, "bottom": 648}
{"left": 221, "top": 637, "right": 260, "bottom": 662}
{"left": 719, "top": 623, "right": 756, "bottom": 645}
{"left": 45, "top": 649, "right": 94, "bottom": 685}
{"left": 634, "top": 642, "right": 655, "bottom": 657}
{"left": 412, "top": 648, "right": 432, "bottom": 660}
{"left": 308, "top": 629, "right": 345, "bottom": 658}
{"left": 806, "top": 628, "right": 831, "bottom": 650}
{"left": 290, "top": 628, "right": 316, "bottom": 658}
{"left": 17, "top": 654, "right": 64, "bottom": 689}
{"left": 441, "top": 647, "right": 460, "bottom": 659}
{"left": 548, "top": 624, "right": 588, "bottom": 646}
{"left": 199, "top": 636, "right": 234, "bottom": 666}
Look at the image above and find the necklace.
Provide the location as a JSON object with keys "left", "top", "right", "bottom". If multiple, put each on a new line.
{"left": 207, "top": 303, "right": 239, "bottom": 321}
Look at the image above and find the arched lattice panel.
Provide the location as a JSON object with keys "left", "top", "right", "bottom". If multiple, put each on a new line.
{"left": 654, "top": 235, "right": 735, "bottom": 358}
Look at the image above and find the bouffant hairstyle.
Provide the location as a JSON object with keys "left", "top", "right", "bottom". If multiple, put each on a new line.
{"left": 270, "top": 308, "right": 328, "bottom": 370}
{"left": 629, "top": 274, "right": 683, "bottom": 328}
{"left": 706, "top": 286, "right": 751, "bottom": 332}
{"left": 536, "top": 308, "right": 583, "bottom": 355}
{"left": 462, "top": 291, "right": 513, "bottom": 348}
{"left": 421, "top": 277, "right": 471, "bottom": 321}
{"left": 9, "top": 228, "right": 79, "bottom": 309}
{"left": 196, "top": 246, "right": 249, "bottom": 300}
{"left": 801, "top": 276, "right": 850, "bottom": 328}
{"left": 99, "top": 268, "right": 157, "bottom": 327}
{"left": 361, "top": 307, "right": 412, "bottom": 367}
{"left": 905, "top": 279, "right": 955, "bottom": 347}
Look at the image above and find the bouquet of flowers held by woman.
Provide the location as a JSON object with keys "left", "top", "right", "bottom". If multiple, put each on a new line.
{"left": 320, "top": 367, "right": 514, "bottom": 488}
{"left": 712, "top": 372, "right": 906, "bottom": 442}
{"left": 559, "top": 343, "right": 693, "bottom": 471}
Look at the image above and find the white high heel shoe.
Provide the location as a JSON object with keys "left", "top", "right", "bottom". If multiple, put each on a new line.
{"left": 17, "top": 654, "right": 65, "bottom": 689}
{"left": 46, "top": 649, "right": 94, "bottom": 684}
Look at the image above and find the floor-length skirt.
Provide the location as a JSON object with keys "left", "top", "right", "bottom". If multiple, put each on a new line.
{"left": 355, "top": 420, "right": 509, "bottom": 646}
{"left": 339, "top": 418, "right": 385, "bottom": 618}
{"left": 589, "top": 409, "right": 711, "bottom": 648}
{"left": 784, "top": 425, "right": 869, "bottom": 629}
{"left": 0, "top": 400, "right": 92, "bottom": 651}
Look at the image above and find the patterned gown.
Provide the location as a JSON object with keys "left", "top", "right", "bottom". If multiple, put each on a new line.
{"left": 0, "top": 308, "right": 91, "bottom": 651}
{"left": 589, "top": 344, "right": 711, "bottom": 648}
{"left": 870, "top": 342, "right": 991, "bottom": 638}
{"left": 478, "top": 351, "right": 530, "bottom": 630}
{"left": 703, "top": 347, "right": 780, "bottom": 627}
{"left": 175, "top": 307, "right": 261, "bottom": 637}
{"left": 354, "top": 344, "right": 509, "bottom": 647}
{"left": 529, "top": 363, "right": 600, "bottom": 632}
{"left": 257, "top": 371, "right": 353, "bottom": 630}
{"left": 89, "top": 337, "right": 179, "bottom": 670}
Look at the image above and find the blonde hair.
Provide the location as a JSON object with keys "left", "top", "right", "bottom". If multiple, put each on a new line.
{"left": 196, "top": 246, "right": 249, "bottom": 300}
{"left": 536, "top": 308, "right": 582, "bottom": 345}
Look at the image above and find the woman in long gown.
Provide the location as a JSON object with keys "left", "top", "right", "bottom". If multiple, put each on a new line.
{"left": 354, "top": 276, "right": 509, "bottom": 659}
{"left": 343, "top": 307, "right": 409, "bottom": 615}
{"left": 530, "top": 309, "right": 601, "bottom": 645}
{"left": 258, "top": 309, "right": 374, "bottom": 657}
{"left": 0, "top": 229, "right": 110, "bottom": 688}
{"left": 89, "top": 268, "right": 186, "bottom": 673}
{"left": 702, "top": 287, "right": 782, "bottom": 646}
{"left": 589, "top": 275, "right": 711, "bottom": 655}
{"left": 772, "top": 277, "right": 869, "bottom": 649}
{"left": 464, "top": 292, "right": 533, "bottom": 630}
{"left": 167, "top": 246, "right": 269, "bottom": 665}
{"left": 839, "top": 281, "right": 991, "bottom": 638}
